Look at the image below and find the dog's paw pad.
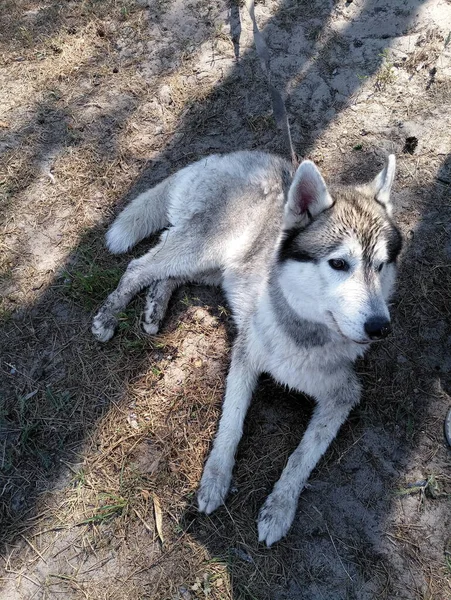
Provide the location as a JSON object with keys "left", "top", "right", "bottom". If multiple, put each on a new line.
{"left": 257, "top": 493, "right": 296, "bottom": 547}
{"left": 142, "top": 320, "right": 159, "bottom": 335}
{"left": 92, "top": 314, "right": 116, "bottom": 342}
{"left": 197, "top": 474, "right": 230, "bottom": 515}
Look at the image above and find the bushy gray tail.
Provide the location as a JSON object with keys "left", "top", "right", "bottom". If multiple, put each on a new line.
{"left": 106, "top": 177, "right": 172, "bottom": 254}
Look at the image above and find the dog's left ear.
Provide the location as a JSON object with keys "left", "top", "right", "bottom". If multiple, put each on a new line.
{"left": 362, "top": 155, "right": 396, "bottom": 216}
{"left": 284, "top": 160, "right": 333, "bottom": 228}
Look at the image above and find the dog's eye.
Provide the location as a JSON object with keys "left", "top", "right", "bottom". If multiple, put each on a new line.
{"left": 328, "top": 259, "right": 349, "bottom": 271}
{"left": 377, "top": 263, "right": 384, "bottom": 272}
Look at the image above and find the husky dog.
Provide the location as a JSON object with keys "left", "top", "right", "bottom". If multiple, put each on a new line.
{"left": 92, "top": 151, "right": 402, "bottom": 546}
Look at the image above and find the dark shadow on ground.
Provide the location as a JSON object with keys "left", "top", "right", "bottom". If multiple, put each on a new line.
{"left": 182, "top": 151, "right": 451, "bottom": 599}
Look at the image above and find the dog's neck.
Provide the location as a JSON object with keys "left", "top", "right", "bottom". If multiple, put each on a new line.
{"left": 266, "top": 271, "right": 334, "bottom": 349}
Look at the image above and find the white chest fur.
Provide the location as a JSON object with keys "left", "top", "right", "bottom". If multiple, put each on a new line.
{"left": 248, "top": 293, "right": 366, "bottom": 398}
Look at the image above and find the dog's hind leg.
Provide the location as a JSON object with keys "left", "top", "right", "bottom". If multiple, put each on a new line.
{"left": 257, "top": 370, "right": 361, "bottom": 546}
{"left": 92, "top": 228, "right": 217, "bottom": 342}
{"left": 142, "top": 269, "right": 223, "bottom": 335}
{"left": 142, "top": 279, "right": 180, "bottom": 335}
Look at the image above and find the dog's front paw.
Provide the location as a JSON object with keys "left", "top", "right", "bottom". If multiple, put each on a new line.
{"left": 142, "top": 318, "right": 160, "bottom": 335}
{"left": 197, "top": 466, "right": 232, "bottom": 515}
{"left": 142, "top": 301, "right": 161, "bottom": 335}
{"left": 257, "top": 491, "right": 297, "bottom": 547}
{"left": 92, "top": 312, "right": 117, "bottom": 342}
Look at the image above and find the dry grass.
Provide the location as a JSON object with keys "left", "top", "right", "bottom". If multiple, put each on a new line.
{"left": 0, "top": 1, "right": 238, "bottom": 596}
{"left": 0, "top": 4, "right": 256, "bottom": 579}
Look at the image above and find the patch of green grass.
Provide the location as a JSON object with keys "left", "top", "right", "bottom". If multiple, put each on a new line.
{"left": 445, "top": 552, "right": 451, "bottom": 576}
{"left": 395, "top": 474, "right": 449, "bottom": 502}
{"left": 61, "top": 259, "right": 123, "bottom": 311}
{"left": 116, "top": 308, "right": 139, "bottom": 332}
{"left": 121, "top": 336, "right": 154, "bottom": 352}
{"left": 72, "top": 468, "right": 87, "bottom": 489}
{"left": 45, "top": 387, "right": 72, "bottom": 412}
{"left": 374, "top": 49, "right": 396, "bottom": 90}
{"left": 0, "top": 387, "right": 74, "bottom": 475}
{"left": 80, "top": 493, "right": 128, "bottom": 524}
{"left": 121, "top": 338, "right": 145, "bottom": 350}
{"left": 16, "top": 388, "right": 71, "bottom": 432}
{"left": 180, "top": 292, "right": 201, "bottom": 307}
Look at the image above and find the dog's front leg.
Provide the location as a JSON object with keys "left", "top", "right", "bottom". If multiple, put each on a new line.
{"left": 198, "top": 343, "right": 259, "bottom": 514}
{"left": 257, "top": 371, "right": 361, "bottom": 546}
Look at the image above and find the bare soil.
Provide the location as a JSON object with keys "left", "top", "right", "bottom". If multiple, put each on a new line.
{"left": 0, "top": 1, "right": 450, "bottom": 599}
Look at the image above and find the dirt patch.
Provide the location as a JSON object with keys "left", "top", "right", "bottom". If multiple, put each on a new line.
{"left": 1, "top": 0, "right": 450, "bottom": 599}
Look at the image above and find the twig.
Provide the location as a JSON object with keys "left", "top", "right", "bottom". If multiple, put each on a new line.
{"left": 20, "top": 534, "right": 47, "bottom": 564}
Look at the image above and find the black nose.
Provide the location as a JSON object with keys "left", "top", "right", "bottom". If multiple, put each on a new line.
{"left": 364, "top": 317, "right": 392, "bottom": 340}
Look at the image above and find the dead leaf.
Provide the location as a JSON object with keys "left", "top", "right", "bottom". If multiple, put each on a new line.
{"left": 152, "top": 493, "right": 164, "bottom": 544}
{"left": 140, "top": 489, "right": 150, "bottom": 501}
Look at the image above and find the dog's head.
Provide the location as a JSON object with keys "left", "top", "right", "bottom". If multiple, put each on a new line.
{"left": 277, "top": 156, "right": 402, "bottom": 345}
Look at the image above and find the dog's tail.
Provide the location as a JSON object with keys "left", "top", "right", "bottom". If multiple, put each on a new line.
{"left": 106, "top": 177, "right": 173, "bottom": 254}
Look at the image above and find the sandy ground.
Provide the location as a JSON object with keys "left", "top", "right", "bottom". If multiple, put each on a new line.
{"left": 0, "top": 0, "right": 450, "bottom": 598}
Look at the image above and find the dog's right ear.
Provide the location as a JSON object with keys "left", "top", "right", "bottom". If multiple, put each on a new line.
{"left": 357, "top": 155, "right": 396, "bottom": 216}
{"left": 284, "top": 160, "right": 333, "bottom": 228}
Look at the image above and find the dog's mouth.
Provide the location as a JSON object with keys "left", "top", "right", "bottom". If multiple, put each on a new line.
{"left": 327, "top": 312, "right": 371, "bottom": 345}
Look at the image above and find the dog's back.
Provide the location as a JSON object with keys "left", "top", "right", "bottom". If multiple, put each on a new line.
{"left": 107, "top": 151, "right": 290, "bottom": 258}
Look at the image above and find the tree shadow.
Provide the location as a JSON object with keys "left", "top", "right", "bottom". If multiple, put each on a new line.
{"left": 179, "top": 145, "right": 450, "bottom": 598}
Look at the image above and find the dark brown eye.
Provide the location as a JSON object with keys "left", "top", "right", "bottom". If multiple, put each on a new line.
{"left": 328, "top": 259, "right": 349, "bottom": 271}
{"left": 378, "top": 263, "right": 384, "bottom": 272}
